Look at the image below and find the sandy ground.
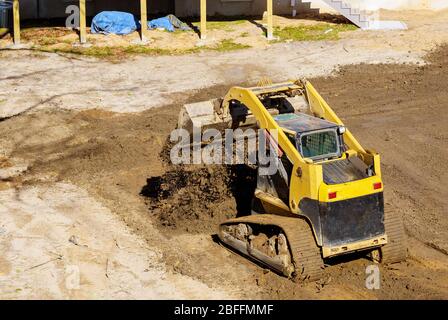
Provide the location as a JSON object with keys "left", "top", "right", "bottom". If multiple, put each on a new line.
{"left": 1, "top": 10, "right": 448, "bottom": 300}
{"left": 1, "top": 10, "right": 448, "bottom": 118}
{"left": 1, "top": 15, "right": 351, "bottom": 52}
{"left": 0, "top": 183, "right": 233, "bottom": 299}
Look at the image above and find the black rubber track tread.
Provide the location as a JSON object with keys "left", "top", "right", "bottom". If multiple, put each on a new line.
{"left": 220, "top": 214, "right": 324, "bottom": 282}
{"left": 381, "top": 210, "right": 407, "bottom": 264}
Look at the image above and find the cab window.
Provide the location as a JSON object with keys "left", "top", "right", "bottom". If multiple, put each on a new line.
{"left": 300, "top": 130, "right": 340, "bottom": 160}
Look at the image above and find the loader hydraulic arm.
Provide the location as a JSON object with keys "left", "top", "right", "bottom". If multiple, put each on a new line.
{"left": 305, "top": 81, "right": 382, "bottom": 177}
{"left": 222, "top": 86, "right": 304, "bottom": 165}
{"left": 305, "top": 81, "right": 366, "bottom": 154}
{"left": 221, "top": 85, "right": 323, "bottom": 212}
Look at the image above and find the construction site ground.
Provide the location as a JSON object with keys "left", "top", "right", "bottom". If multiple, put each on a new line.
{"left": 0, "top": 9, "right": 447, "bottom": 299}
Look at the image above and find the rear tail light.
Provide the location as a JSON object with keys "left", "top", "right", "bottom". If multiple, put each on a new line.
{"left": 373, "top": 182, "right": 382, "bottom": 190}
{"left": 328, "top": 192, "right": 337, "bottom": 199}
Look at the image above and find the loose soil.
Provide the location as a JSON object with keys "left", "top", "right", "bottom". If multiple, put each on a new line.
{"left": 141, "top": 164, "right": 257, "bottom": 235}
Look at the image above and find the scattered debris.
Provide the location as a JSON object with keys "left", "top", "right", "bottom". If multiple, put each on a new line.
{"left": 68, "top": 235, "right": 88, "bottom": 248}
{"left": 105, "top": 258, "right": 110, "bottom": 278}
{"left": 114, "top": 238, "right": 122, "bottom": 249}
{"left": 27, "top": 254, "right": 63, "bottom": 271}
{"left": 315, "top": 276, "right": 332, "bottom": 292}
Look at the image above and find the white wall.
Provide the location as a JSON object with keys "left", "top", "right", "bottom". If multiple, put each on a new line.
{"left": 19, "top": 0, "right": 448, "bottom": 20}
{"left": 310, "top": 0, "right": 448, "bottom": 11}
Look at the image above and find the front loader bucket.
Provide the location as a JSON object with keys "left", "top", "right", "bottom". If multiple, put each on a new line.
{"left": 177, "top": 81, "right": 310, "bottom": 142}
{"left": 178, "top": 99, "right": 230, "bottom": 135}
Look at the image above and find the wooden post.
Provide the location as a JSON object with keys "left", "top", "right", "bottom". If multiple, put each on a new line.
{"left": 266, "top": 0, "right": 273, "bottom": 40}
{"left": 200, "top": 0, "right": 207, "bottom": 40}
{"left": 12, "top": 0, "right": 20, "bottom": 45}
{"left": 79, "top": 0, "right": 87, "bottom": 43}
{"left": 140, "top": 0, "right": 148, "bottom": 41}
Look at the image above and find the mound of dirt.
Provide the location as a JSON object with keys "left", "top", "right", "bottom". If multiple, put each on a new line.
{"left": 141, "top": 164, "right": 257, "bottom": 235}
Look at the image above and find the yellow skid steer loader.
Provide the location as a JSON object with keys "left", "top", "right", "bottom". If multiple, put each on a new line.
{"left": 177, "top": 80, "right": 407, "bottom": 282}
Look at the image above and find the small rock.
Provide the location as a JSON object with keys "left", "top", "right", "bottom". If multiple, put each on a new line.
{"left": 69, "top": 235, "right": 80, "bottom": 246}
{"left": 69, "top": 235, "right": 88, "bottom": 247}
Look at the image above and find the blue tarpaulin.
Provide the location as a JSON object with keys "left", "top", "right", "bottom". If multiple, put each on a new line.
{"left": 91, "top": 11, "right": 139, "bottom": 35}
{"left": 148, "top": 15, "right": 191, "bottom": 32}
{"left": 148, "top": 17, "right": 174, "bottom": 32}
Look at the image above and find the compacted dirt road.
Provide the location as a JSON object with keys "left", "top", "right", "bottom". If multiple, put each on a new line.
{"left": 1, "top": 10, "right": 448, "bottom": 299}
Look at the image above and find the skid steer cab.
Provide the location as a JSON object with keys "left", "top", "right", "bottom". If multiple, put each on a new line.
{"left": 179, "top": 80, "right": 407, "bottom": 282}
{"left": 259, "top": 112, "right": 387, "bottom": 258}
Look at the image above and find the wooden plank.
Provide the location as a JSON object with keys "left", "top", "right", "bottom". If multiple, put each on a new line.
{"left": 200, "top": 0, "right": 207, "bottom": 40}
{"left": 13, "top": 0, "right": 20, "bottom": 44}
{"left": 266, "top": 0, "right": 273, "bottom": 40}
{"left": 140, "top": 0, "right": 148, "bottom": 41}
{"left": 79, "top": 0, "right": 87, "bottom": 43}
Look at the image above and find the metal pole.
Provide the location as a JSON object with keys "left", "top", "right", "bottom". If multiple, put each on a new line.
{"left": 13, "top": 0, "right": 20, "bottom": 45}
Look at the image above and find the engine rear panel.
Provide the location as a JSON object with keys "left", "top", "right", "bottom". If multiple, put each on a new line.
{"left": 322, "top": 158, "right": 369, "bottom": 185}
{"left": 319, "top": 192, "right": 385, "bottom": 247}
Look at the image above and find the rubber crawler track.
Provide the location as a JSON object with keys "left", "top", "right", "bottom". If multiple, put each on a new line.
{"left": 220, "top": 214, "right": 324, "bottom": 282}
{"left": 381, "top": 210, "right": 408, "bottom": 264}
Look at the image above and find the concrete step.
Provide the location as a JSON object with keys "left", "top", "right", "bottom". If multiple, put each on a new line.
{"left": 322, "top": 0, "right": 372, "bottom": 28}
{"left": 302, "top": 0, "right": 406, "bottom": 30}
